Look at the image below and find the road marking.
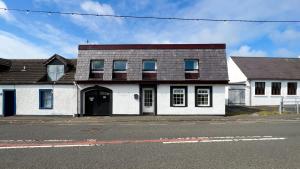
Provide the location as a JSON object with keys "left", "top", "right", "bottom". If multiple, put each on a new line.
{"left": 0, "top": 136, "right": 286, "bottom": 149}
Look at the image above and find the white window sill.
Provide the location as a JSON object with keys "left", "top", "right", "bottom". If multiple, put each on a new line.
{"left": 254, "top": 95, "right": 267, "bottom": 97}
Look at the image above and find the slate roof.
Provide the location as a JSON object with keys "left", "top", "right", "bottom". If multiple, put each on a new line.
{"left": 75, "top": 44, "right": 228, "bottom": 82}
{"left": 0, "top": 58, "right": 76, "bottom": 85}
{"left": 231, "top": 56, "right": 300, "bottom": 80}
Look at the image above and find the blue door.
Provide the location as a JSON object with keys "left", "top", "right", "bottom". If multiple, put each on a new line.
{"left": 3, "top": 90, "right": 16, "bottom": 116}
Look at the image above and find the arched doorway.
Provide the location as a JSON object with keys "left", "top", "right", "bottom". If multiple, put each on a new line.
{"left": 81, "top": 86, "right": 112, "bottom": 116}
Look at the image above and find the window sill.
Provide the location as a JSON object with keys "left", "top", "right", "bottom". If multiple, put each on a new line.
{"left": 270, "top": 95, "right": 282, "bottom": 97}
{"left": 113, "top": 70, "right": 127, "bottom": 73}
{"left": 254, "top": 95, "right": 267, "bottom": 97}
{"left": 39, "top": 108, "right": 53, "bottom": 110}
{"left": 171, "top": 105, "right": 187, "bottom": 107}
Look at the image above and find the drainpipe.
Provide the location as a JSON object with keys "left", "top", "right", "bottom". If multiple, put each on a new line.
{"left": 73, "top": 81, "right": 79, "bottom": 117}
{"left": 249, "top": 80, "right": 252, "bottom": 106}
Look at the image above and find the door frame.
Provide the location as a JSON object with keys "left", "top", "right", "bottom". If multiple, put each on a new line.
{"left": 139, "top": 84, "right": 157, "bottom": 115}
{"left": 80, "top": 85, "right": 113, "bottom": 116}
{"left": 2, "top": 89, "right": 16, "bottom": 117}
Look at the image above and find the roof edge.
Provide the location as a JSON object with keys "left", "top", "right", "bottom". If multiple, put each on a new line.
{"left": 79, "top": 44, "right": 226, "bottom": 50}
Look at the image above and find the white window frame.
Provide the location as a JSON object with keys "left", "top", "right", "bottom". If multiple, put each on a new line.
{"left": 171, "top": 87, "right": 187, "bottom": 107}
{"left": 196, "top": 89, "right": 210, "bottom": 106}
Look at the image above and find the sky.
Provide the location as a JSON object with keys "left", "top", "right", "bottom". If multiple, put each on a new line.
{"left": 0, "top": 0, "right": 300, "bottom": 59}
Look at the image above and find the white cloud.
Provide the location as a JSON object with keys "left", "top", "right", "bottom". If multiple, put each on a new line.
{"left": 0, "top": 30, "right": 50, "bottom": 59}
{"left": 230, "top": 45, "right": 267, "bottom": 57}
{"left": 0, "top": 0, "right": 14, "bottom": 21}
{"left": 269, "top": 29, "right": 300, "bottom": 46}
{"left": 81, "top": 1, "right": 114, "bottom": 15}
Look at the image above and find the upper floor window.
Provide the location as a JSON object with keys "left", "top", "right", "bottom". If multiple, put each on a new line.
{"left": 185, "top": 59, "right": 199, "bottom": 71}
{"left": 113, "top": 60, "right": 127, "bottom": 71}
{"left": 143, "top": 60, "right": 157, "bottom": 71}
{"left": 287, "top": 82, "right": 297, "bottom": 95}
{"left": 47, "top": 65, "right": 64, "bottom": 81}
{"left": 39, "top": 89, "right": 53, "bottom": 109}
{"left": 91, "top": 60, "right": 104, "bottom": 72}
{"left": 255, "top": 82, "right": 265, "bottom": 95}
{"left": 271, "top": 82, "right": 281, "bottom": 95}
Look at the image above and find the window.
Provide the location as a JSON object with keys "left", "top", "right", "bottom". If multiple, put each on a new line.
{"left": 170, "top": 86, "right": 187, "bottom": 107}
{"left": 195, "top": 86, "right": 212, "bottom": 107}
{"left": 185, "top": 59, "right": 199, "bottom": 71}
{"left": 288, "top": 82, "right": 297, "bottom": 95}
{"left": 47, "top": 65, "right": 64, "bottom": 81}
{"left": 271, "top": 82, "right": 281, "bottom": 95}
{"left": 255, "top": 82, "right": 265, "bottom": 95}
{"left": 90, "top": 60, "right": 104, "bottom": 72}
{"left": 39, "top": 89, "right": 53, "bottom": 109}
{"left": 113, "top": 60, "right": 127, "bottom": 71}
{"left": 143, "top": 60, "right": 157, "bottom": 71}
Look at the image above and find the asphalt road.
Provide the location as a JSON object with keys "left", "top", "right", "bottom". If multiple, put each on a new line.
{"left": 0, "top": 120, "right": 299, "bottom": 169}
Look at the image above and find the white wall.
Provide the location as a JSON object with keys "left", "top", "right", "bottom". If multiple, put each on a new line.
{"left": 0, "top": 85, "right": 77, "bottom": 116}
{"left": 227, "top": 57, "right": 247, "bottom": 83}
{"left": 78, "top": 84, "right": 140, "bottom": 115}
{"left": 249, "top": 80, "right": 300, "bottom": 106}
{"left": 157, "top": 84, "right": 226, "bottom": 115}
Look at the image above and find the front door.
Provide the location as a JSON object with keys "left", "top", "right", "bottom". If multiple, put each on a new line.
{"left": 3, "top": 90, "right": 16, "bottom": 116}
{"left": 85, "top": 89, "right": 112, "bottom": 116}
{"left": 142, "top": 88, "right": 155, "bottom": 114}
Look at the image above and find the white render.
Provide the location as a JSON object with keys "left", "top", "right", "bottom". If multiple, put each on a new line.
{"left": 0, "top": 85, "right": 77, "bottom": 116}
{"left": 228, "top": 57, "right": 300, "bottom": 106}
{"left": 157, "top": 84, "right": 226, "bottom": 115}
{"left": 78, "top": 84, "right": 226, "bottom": 115}
{"left": 247, "top": 80, "right": 300, "bottom": 106}
{"left": 77, "top": 84, "right": 140, "bottom": 115}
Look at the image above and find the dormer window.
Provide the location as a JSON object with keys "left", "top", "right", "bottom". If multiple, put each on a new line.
{"left": 143, "top": 60, "right": 157, "bottom": 71}
{"left": 185, "top": 59, "right": 199, "bottom": 71}
{"left": 47, "top": 65, "right": 64, "bottom": 81}
{"left": 113, "top": 60, "right": 127, "bottom": 71}
{"left": 91, "top": 60, "right": 104, "bottom": 72}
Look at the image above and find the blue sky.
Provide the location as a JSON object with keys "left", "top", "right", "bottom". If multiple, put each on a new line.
{"left": 0, "top": 0, "right": 300, "bottom": 59}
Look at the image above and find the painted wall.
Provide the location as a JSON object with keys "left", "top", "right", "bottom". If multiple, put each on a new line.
{"left": 0, "top": 85, "right": 77, "bottom": 116}
{"left": 157, "top": 84, "right": 226, "bottom": 115}
{"left": 227, "top": 57, "right": 247, "bottom": 83}
{"left": 78, "top": 84, "right": 140, "bottom": 115}
{"left": 248, "top": 80, "right": 300, "bottom": 106}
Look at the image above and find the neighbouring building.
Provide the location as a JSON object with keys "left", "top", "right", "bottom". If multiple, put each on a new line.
{"left": 0, "top": 44, "right": 229, "bottom": 116}
{"left": 227, "top": 56, "right": 300, "bottom": 106}
{"left": 0, "top": 54, "right": 77, "bottom": 116}
{"left": 75, "top": 44, "right": 228, "bottom": 116}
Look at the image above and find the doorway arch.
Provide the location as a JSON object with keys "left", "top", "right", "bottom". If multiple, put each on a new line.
{"left": 81, "top": 86, "right": 112, "bottom": 116}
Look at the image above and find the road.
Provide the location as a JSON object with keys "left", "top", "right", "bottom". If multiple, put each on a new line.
{"left": 0, "top": 119, "right": 299, "bottom": 169}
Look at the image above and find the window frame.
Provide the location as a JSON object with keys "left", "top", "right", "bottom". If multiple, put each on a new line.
{"left": 39, "top": 89, "right": 53, "bottom": 109}
{"left": 170, "top": 86, "right": 188, "bottom": 107}
{"left": 47, "top": 65, "right": 65, "bottom": 81}
{"left": 271, "top": 82, "right": 281, "bottom": 96}
{"left": 255, "top": 82, "right": 265, "bottom": 96}
{"left": 142, "top": 60, "right": 157, "bottom": 72}
{"left": 195, "top": 86, "right": 213, "bottom": 107}
{"left": 184, "top": 59, "right": 199, "bottom": 71}
{"left": 113, "top": 60, "right": 128, "bottom": 72}
{"left": 90, "top": 60, "right": 104, "bottom": 72}
{"left": 287, "top": 82, "right": 297, "bottom": 96}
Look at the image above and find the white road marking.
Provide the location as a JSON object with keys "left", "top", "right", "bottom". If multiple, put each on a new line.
{"left": 163, "top": 137, "right": 286, "bottom": 144}
{"left": 0, "top": 144, "right": 101, "bottom": 150}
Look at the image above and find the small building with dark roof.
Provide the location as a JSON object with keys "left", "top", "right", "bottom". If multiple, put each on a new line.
{"left": 0, "top": 54, "right": 77, "bottom": 116}
{"left": 227, "top": 56, "right": 300, "bottom": 106}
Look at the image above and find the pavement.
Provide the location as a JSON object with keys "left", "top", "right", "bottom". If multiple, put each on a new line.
{"left": 0, "top": 115, "right": 300, "bottom": 169}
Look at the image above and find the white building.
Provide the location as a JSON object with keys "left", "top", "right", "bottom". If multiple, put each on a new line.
{"left": 0, "top": 55, "right": 77, "bottom": 116}
{"left": 227, "top": 56, "right": 300, "bottom": 106}
{"left": 75, "top": 44, "right": 229, "bottom": 116}
{"left": 0, "top": 44, "right": 229, "bottom": 116}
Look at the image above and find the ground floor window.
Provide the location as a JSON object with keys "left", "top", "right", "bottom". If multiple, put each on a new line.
{"left": 170, "top": 86, "right": 187, "bottom": 107}
{"left": 271, "top": 82, "right": 281, "bottom": 95}
{"left": 287, "top": 82, "right": 297, "bottom": 95}
{"left": 39, "top": 89, "right": 53, "bottom": 109}
{"left": 195, "top": 86, "right": 212, "bottom": 107}
{"left": 255, "top": 82, "right": 265, "bottom": 95}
